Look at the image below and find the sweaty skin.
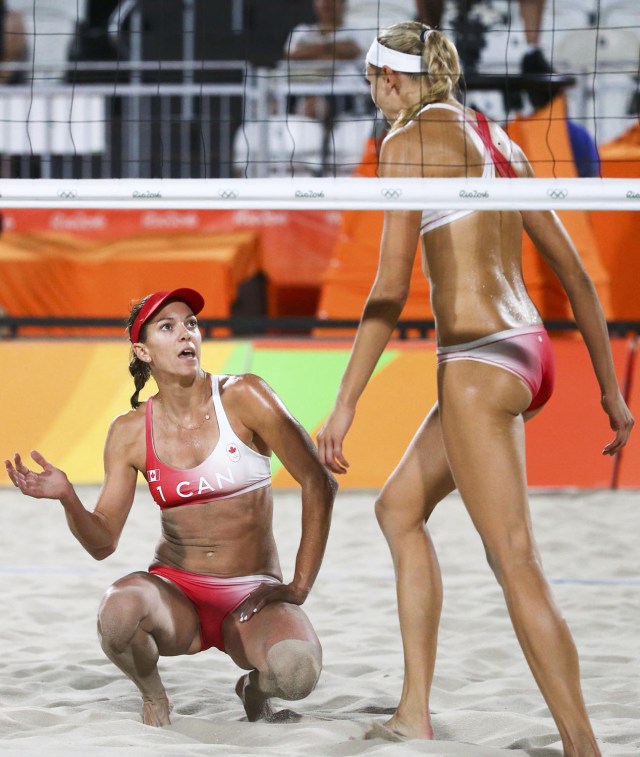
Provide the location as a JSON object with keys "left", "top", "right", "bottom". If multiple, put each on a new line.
{"left": 317, "top": 54, "right": 633, "bottom": 755}
{"left": 6, "top": 299, "right": 337, "bottom": 726}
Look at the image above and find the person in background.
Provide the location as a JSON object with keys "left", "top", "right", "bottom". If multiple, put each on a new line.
{"left": 0, "top": 0, "right": 26, "bottom": 84}
{"left": 420, "top": 0, "right": 552, "bottom": 74}
{"left": 318, "top": 21, "right": 633, "bottom": 754}
{"left": 6, "top": 288, "right": 337, "bottom": 726}
{"left": 283, "top": 0, "right": 365, "bottom": 119}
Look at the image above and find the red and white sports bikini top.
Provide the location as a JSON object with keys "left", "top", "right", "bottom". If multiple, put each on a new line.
{"left": 419, "top": 103, "right": 516, "bottom": 234}
{"left": 145, "top": 375, "right": 272, "bottom": 509}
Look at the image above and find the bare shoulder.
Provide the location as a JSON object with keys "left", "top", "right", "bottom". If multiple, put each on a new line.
{"left": 219, "top": 374, "right": 284, "bottom": 413}
{"left": 219, "top": 374, "right": 296, "bottom": 453}
{"left": 485, "top": 118, "right": 532, "bottom": 177}
{"left": 106, "top": 404, "right": 147, "bottom": 455}
{"left": 220, "top": 372, "right": 271, "bottom": 396}
{"left": 380, "top": 124, "right": 425, "bottom": 178}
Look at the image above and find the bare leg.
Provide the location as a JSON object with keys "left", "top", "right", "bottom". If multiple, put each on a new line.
{"left": 519, "top": 0, "right": 545, "bottom": 46}
{"left": 374, "top": 403, "right": 456, "bottom": 739}
{"left": 438, "top": 360, "right": 601, "bottom": 756}
{"left": 224, "top": 602, "right": 322, "bottom": 721}
{"left": 97, "top": 572, "right": 200, "bottom": 726}
{"left": 416, "top": 0, "right": 444, "bottom": 27}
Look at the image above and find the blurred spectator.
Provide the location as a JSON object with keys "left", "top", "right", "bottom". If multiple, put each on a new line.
{"left": 565, "top": 119, "right": 600, "bottom": 178}
{"left": 529, "top": 86, "right": 601, "bottom": 178}
{"left": 344, "top": 1, "right": 434, "bottom": 34}
{"left": 422, "top": 0, "right": 552, "bottom": 74}
{"left": 0, "top": 0, "right": 26, "bottom": 84}
{"left": 10, "top": 0, "right": 83, "bottom": 83}
{"left": 283, "top": 0, "right": 365, "bottom": 119}
{"left": 285, "top": 0, "right": 363, "bottom": 63}
{"left": 518, "top": 0, "right": 552, "bottom": 75}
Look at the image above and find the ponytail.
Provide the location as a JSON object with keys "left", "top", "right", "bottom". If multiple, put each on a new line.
{"left": 128, "top": 354, "right": 151, "bottom": 410}
{"left": 126, "top": 296, "right": 152, "bottom": 409}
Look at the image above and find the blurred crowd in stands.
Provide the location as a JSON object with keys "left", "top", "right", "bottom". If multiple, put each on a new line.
{"left": 0, "top": 0, "right": 638, "bottom": 177}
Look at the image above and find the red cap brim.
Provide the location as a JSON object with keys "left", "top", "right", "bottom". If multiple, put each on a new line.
{"left": 130, "top": 288, "right": 205, "bottom": 343}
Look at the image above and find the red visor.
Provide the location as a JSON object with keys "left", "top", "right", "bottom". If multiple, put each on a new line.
{"left": 129, "top": 288, "right": 205, "bottom": 343}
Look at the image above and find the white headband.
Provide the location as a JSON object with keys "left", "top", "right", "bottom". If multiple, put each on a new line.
{"left": 365, "top": 38, "right": 427, "bottom": 73}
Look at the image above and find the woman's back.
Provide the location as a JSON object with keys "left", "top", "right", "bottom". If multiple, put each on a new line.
{"left": 392, "top": 103, "right": 541, "bottom": 345}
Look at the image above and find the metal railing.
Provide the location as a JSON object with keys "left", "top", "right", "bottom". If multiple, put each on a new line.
{"left": 0, "top": 59, "right": 374, "bottom": 180}
{"left": 0, "top": 52, "right": 637, "bottom": 179}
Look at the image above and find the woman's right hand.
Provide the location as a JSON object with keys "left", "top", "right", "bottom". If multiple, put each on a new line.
{"left": 317, "top": 404, "right": 355, "bottom": 475}
{"left": 4, "top": 451, "right": 73, "bottom": 501}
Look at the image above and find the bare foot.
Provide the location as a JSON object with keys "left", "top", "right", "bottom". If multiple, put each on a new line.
{"left": 142, "top": 694, "right": 172, "bottom": 726}
{"left": 365, "top": 720, "right": 410, "bottom": 742}
{"left": 235, "top": 673, "right": 274, "bottom": 722}
{"left": 370, "top": 712, "right": 434, "bottom": 741}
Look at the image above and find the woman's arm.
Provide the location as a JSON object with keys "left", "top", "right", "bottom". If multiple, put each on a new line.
{"left": 317, "top": 209, "right": 421, "bottom": 474}
{"left": 4, "top": 414, "right": 140, "bottom": 559}
{"left": 521, "top": 209, "right": 634, "bottom": 453}
{"left": 227, "top": 375, "right": 337, "bottom": 615}
{"left": 317, "top": 131, "right": 423, "bottom": 473}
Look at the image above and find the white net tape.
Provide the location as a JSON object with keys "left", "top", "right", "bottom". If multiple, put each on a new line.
{"left": 0, "top": 177, "right": 639, "bottom": 210}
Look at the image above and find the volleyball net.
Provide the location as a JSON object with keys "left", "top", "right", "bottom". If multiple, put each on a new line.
{"left": 0, "top": 0, "right": 638, "bottom": 345}
{"left": 0, "top": 0, "right": 637, "bottom": 182}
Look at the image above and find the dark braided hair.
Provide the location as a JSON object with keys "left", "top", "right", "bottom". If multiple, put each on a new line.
{"left": 126, "top": 296, "right": 152, "bottom": 409}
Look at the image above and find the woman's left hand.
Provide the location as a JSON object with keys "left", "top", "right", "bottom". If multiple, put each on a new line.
{"left": 235, "top": 582, "right": 308, "bottom": 622}
{"left": 601, "top": 391, "right": 635, "bottom": 455}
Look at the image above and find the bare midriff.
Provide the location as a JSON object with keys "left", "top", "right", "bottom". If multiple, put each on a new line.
{"left": 150, "top": 485, "right": 282, "bottom": 579}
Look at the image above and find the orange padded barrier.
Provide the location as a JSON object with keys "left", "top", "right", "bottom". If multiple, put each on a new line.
{"left": 317, "top": 135, "right": 433, "bottom": 333}
{"left": 0, "top": 208, "right": 341, "bottom": 320}
{"left": 506, "top": 95, "right": 612, "bottom": 319}
{"left": 0, "top": 230, "right": 260, "bottom": 331}
{"left": 1, "top": 337, "right": 637, "bottom": 489}
{"left": 589, "top": 121, "right": 640, "bottom": 320}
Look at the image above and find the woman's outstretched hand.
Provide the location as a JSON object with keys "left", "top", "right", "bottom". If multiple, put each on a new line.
{"left": 4, "top": 451, "right": 72, "bottom": 500}
{"left": 317, "top": 404, "right": 355, "bottom": 475}
{"left": 601, "top": 392, "right": 635, "bottom": 455}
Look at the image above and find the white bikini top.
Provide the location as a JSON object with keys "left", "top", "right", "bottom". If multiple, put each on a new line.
{"left": 145, "top": 375, "right": 272, "bottom": 509}
{"left": 418, "top": 103, "right": 495, "bottom": 234}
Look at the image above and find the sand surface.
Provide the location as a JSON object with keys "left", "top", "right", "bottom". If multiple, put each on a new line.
{"left": 1, "top": 487, "right": 638, "bottom": 756}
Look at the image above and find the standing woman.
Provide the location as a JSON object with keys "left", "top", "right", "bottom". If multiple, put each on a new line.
{"left": 317, "top": 22, "right": 633, "bottom": 755}
{"left": 6, "top": 288, "right": 337, "bottom": 726}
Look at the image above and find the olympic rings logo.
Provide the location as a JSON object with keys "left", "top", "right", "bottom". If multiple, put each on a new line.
{"left": 547, "top": 188, "right": 568, "bottom": 200}
{"left": 219, "top": 190, "right": 239, "bottom": 199}
{"left": 381, "top": 188, "right": 402, "bottom": 199}
{"left": 57, "top": 190, "right": 78, "bottom": 199}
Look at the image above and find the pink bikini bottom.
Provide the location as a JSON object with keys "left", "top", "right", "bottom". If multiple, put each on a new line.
{"left": 437, "top": 325, "right": 556, "bottom": 411}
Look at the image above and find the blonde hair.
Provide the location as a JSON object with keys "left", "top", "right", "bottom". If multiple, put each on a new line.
{"left": 373, "top": 22, "right": 461, "bottom": 131}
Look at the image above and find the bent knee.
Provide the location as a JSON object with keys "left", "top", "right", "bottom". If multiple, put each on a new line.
{"left": 97, "top": 572, "right": 153, "bottom": 639}
{"left": 266, "top": 639, "right": 321, "bottom": 700}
